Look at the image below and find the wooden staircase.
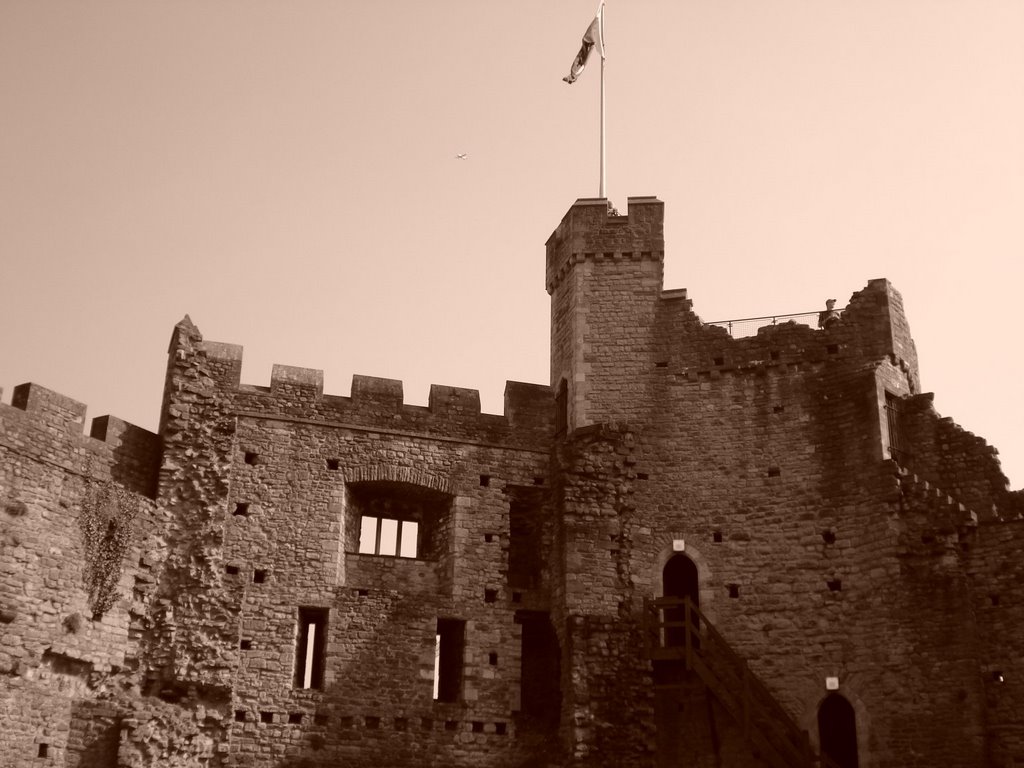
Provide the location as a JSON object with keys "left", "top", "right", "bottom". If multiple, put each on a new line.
{"left": 643, "top": 597, "right": 842, "bottom": 768}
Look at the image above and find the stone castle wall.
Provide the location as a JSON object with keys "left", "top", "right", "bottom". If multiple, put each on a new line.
{"left": 1, "top": 197, "right": 1022, "bottom": 767}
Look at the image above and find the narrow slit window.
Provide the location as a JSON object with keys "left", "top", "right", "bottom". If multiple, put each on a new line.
{"left": 358, "top": 516, "right": 377, "bottom": 554}
{"left": 400, "top": 521, "right": 418, "bottom": 558}
{"left": 885, "top": 391, "right": 909, "bottom": 464}
{"left": 379, "top": 518, "right": 399, "bottom": 556}
{"left": 434, "top": 618, "right": 465, "bottom": 703}
{"left": 295, "top": 607, "right": 328, "bottom": 690}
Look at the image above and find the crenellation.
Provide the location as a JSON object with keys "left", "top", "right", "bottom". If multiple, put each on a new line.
{"left": 10, "top": 382, "right": 88, "bottom": 434}
{"left": 428, "top": 384, "right": 481, "bottom": 416}
{"left": 270, "top": 363, "right": 324, "bottom": 397}
{"left": 352, "top": 373, "right": 405, "bottom": 406}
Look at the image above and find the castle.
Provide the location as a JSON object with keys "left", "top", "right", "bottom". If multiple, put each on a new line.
{"left": 1, "top": 197, "right": 1022, "bottom": 768}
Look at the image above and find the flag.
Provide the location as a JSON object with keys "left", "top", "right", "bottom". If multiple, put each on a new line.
{"left": 563, "top": 4, "right": 604, "bottom": 84}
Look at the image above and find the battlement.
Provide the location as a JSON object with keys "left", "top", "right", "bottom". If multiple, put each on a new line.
{"left": 165, "top": 319, "right": 554, "bottom": 445}
{"left": 545, "top": 196, "right": 665, "bottom": 294}
{"left": 896, "top": 391, "right": 1014, "bottom": 517}
{"left": 650, "top": 278, "right": 920, "bottom": 389}
{"left": 10, "top": 382, "right": 88, "bottom": 434}
{"left": 0, "top": 383, "right": 160, "bottom": 495}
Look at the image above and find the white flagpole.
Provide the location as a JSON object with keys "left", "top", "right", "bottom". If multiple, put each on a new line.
{"left": 599, "top": 2, "right": 606, "bottom": 199}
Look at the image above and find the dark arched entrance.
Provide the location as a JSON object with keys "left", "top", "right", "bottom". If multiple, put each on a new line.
{"left": 818, "top": 693, "right": 858, "bottom": 768}
{"left": 654, "top": 552, "right": 701, "bottom": 768}
{"left": 662, "top": 553, "right": 699, "bottom": 648}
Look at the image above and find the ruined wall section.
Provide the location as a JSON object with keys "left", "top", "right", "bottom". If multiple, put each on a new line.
{"left": 967, "top": 518, "right": 1024, "bottom": 766}
{"left": 148, "top": 316, "right": 243, "bottom": 700}
{"left": 875, "top": 469, "right": 985, "bottom": 767}
{"left": 220, "top": 404, "right": 555, "bottom": 765}
{"left": 651, "top": 278, "right": 919, "bottom": 394}
{"left": 897, "top": 392, "right": 1019, "bottom": 520}
{"left": 552, "top": 424, "right": 653, "bottom": 767}
{"left": 620, "top": 357, "right": 980, "bottom": 766}
{"left": 147, "top": 318, "right": 558, "bottom": 767}
{"left": 0, "top": 384, "right": 169, "bottom": 767}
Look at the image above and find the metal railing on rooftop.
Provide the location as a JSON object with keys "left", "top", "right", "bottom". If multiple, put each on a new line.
{"left": 705, "top": 309, "right": 843, "bottom": 339}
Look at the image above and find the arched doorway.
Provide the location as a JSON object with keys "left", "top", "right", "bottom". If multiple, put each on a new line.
{"left": 655, "top": 552, "right": 702, "bottom": 767}
{"left": 818, "top": 693, "right": 858, "bottom": 768}
{"left": 662, "top": 553, "right": 699, "bottom": 648}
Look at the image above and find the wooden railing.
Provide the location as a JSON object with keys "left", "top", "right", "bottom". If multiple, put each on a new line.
{"left": 644, "top": 597, "right": 843, "bottom": 768}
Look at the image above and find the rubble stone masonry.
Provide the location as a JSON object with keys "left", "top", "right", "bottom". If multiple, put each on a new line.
{"left": 0, "top": 197, "right": 1021, "bottom": 767}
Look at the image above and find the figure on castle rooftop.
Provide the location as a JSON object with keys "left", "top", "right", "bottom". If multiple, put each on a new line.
{"left": 818, "top": 298, "right": 841, "bottom": 329}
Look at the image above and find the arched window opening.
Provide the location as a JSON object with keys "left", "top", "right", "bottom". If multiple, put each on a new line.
{"left": 662, "top": 554, "right": 699, "bottom": 648}
{"left": 818, "top": 693, "right": 859, "bottom": 768}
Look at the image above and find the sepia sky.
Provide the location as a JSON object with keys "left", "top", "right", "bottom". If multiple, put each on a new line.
{"left": 1, "top": 1, "right": 1022, "bottom": 488}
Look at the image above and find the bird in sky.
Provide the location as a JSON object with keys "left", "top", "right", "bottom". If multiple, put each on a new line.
{"left": 455, "top": 153, "right": 468, "bottom": 160}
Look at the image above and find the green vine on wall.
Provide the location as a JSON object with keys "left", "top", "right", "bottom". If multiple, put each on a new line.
{"left": 80, "top": 481, "right": 139, "bottom": 618}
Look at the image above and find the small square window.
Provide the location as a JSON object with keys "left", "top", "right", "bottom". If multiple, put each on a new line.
{"left": 233, "top": 503, "right": 250, "bottom": 517}
{"left": 326, "top": 459, "right": 340, "bottom": 471}
{"left": 234, "top": 710, "right": 246, "bottom": 723}
{"left": 260, "top": 711, "right": 274, "bottom": 724}
{"left": 253, "top": 569, "right": 267, "bottom": 584}
{"left": 244, "top": 452, "right": 258, "bottom": 465}
{"left": 288, "top": 712, "right": 303, "bottom": 725}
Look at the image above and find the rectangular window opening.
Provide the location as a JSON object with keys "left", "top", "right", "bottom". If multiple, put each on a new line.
{"left": 509, "top": 500, "right": 543, "bottom": 590}
{"left": 885, "top": 391, "right": 909, "bottom": 464}
{"left": 434, "top": 618, "right": 466, "bottom": 703}
{"left": 295, "top": 607, "right": 328, "bottom": 690}
{"left": 358, "top": 515, "right": 418, "bottom": 558}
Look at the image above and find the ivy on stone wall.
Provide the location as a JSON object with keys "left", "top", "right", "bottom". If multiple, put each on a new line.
{"left": 80, "top": 481, "right": 139, "bottom": 618}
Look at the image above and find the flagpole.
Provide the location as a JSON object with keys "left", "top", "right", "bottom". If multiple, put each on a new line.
{"left": 599, "top": 3, "right": 606, "bottom": 199}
